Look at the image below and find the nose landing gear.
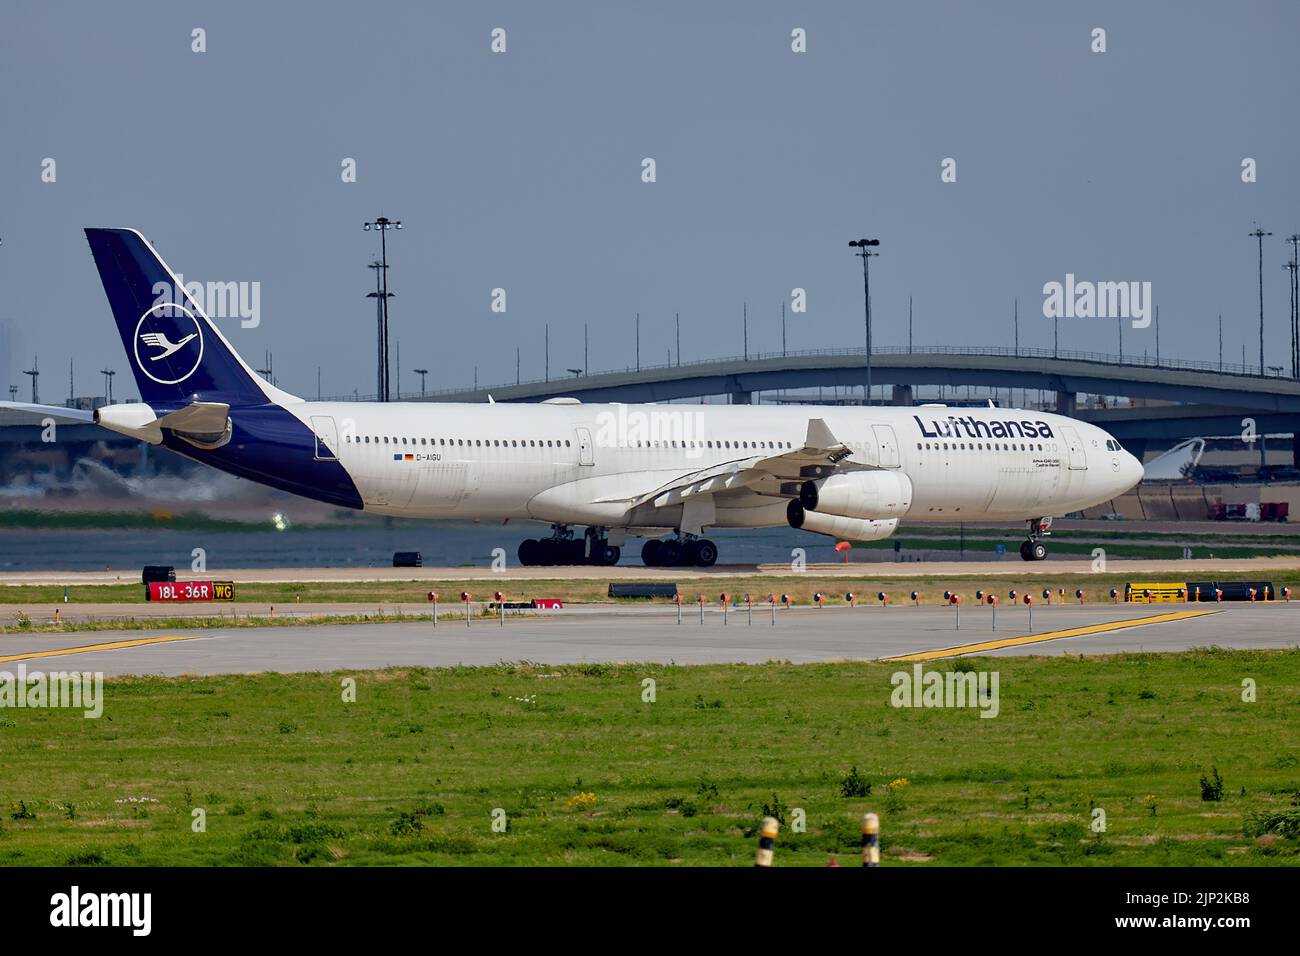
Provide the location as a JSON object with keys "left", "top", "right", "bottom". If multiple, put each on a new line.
{"left": 1019, "top": 517, "right": 1052, "bottom": 561}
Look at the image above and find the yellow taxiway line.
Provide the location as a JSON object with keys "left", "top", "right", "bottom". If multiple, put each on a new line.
{"left": 0, "top": 635, "right": 197, "bottom": 664}
{"left": 879, "top": 609, "right": 1218, "bottom": 663}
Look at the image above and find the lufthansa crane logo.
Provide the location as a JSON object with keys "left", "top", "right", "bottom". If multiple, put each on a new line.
{"left": 133, "top": 303, "right": 204, "bottom": 385}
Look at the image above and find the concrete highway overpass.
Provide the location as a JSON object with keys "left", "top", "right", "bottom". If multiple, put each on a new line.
{"left": 412, "top": 346, "right": 1300, "bottom": 413}
{"left": 6, "top": 347, "right": 1300, "bottom": 465}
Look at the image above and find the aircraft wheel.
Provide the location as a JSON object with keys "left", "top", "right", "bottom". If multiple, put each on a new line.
{"left": 1030, "top": 541, "right": 1048, "bottom": 561}
{"left": 594, "top": 544, "right": 620, "bottom": 566}
{"left": 694, "top": 539, "right": 718, "bottom": 568}
{"left": 1019, "top": 541, "right": 1032, "bottom": 561}
{"left": 518, "top": 539, "right": 539, "bottom": 566}
{"left": 659, "top": 540, "right": 683, "bottom": 567}
{"left": 641, "top": 540, "right": 663, "bottom": 567}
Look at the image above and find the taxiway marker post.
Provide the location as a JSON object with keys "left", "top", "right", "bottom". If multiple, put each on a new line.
{"left": 862, "top": 813, "right": 881, "bottom": 867}
{"left": 721, "top": 593, "right": 729, "bottom": 626}
{"left": 428, "top": 592, "right": 438, "bottom": 627}
{"left": 769, "top": 593, "right": 776, "bottom": 626}
{"left": 462, "top": 591, "right": 471, "bottom": 627}
{"left": 698, "top": 594, "right": 705, "bottom": 625}
{"left": 676, "top": 593, "right": 682, "bottom": 625}
{"left": 745, "top": 593, "right": 752, "bottom": 626}
{"left": 755, "top": 816, "right": 779, "bottom": 868}
{"left": 495, "top": 591, "right": 504, "bottom": 627}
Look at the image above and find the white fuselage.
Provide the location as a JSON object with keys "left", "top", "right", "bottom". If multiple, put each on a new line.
{"left": 283, "top": 399, "right": 1144, "bottom": 532}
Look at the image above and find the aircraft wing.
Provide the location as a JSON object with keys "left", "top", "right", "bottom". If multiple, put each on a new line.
{"left": 597, "top": 418, "right": 851, "bottom": 508}
{"left": 0, "top": 401, "right": 95, "bottom": 424}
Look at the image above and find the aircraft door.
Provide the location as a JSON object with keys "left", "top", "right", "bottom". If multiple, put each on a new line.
{"left": 872, "top": 424, "right": 901, "bottom": 468}
{"left": 576, "top": 427, "right": 595, "bottom": 466}
{"left": 310, "top": 416, "right": 339, "bottom": 461}
{"left": 1060, "top": 426, "right": 1087, "bottom": 470}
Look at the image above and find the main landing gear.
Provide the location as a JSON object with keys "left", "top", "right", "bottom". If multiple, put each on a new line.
{"left": 517, "top": 525, "right": 620, "bottom": 567}
{"left": 641, "top": 535, "right": 719, "bottom": 568}
{"left": 1019, "top": 517, "right": 1052, "bottom": 562}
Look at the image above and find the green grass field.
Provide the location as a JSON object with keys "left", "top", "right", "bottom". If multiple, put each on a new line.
{"left": 2, "top": 650, "right": 1298, "bottom": 866}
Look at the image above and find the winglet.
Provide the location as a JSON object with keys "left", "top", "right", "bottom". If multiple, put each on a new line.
{"left": 803, "top": 418, "right": 842, "bottom": 453}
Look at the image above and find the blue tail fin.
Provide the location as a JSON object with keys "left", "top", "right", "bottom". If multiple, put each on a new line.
{"left": 85, "top": 228, "right": 275, "bottom": 407}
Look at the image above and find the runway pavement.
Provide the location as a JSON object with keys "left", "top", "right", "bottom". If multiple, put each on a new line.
{"left": 0, "top": 601, "right": 1295, "bottom": 676}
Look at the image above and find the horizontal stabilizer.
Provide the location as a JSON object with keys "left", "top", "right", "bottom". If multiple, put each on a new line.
{"left": 0, "top": 401, "right": 95, "bottom": 424}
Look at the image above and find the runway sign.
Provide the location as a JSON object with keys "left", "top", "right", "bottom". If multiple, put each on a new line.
{"left": 146, "top": 581, "right": 236, "bottom": 602}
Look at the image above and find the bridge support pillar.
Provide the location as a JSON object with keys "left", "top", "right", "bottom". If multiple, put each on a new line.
{"left": 1294, "top": 432, "right": 1300, "bottom": 469}
{"left": 729, "top": 391, "right": 752, "bottom": 405}
{"left": 1055, "top": 390, "right": 1077, "bottom": 417}
{"left": 891, "top": 384, "right": 913, "bottom": 406}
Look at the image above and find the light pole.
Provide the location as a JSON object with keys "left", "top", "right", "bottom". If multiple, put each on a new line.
{"left": 413, "top": 368, "right": 428, "bottom": 398}
{"left": 908, "top": 295, "right": 913, "bottom": 354}
{"left": 100, "top": 368, "right": 115, "bottom": 404}
{"left": 1249, "top": 227, "right": 1271, "bottom": 376}
{"left": 849, "top": 238, "right": 880, "bottom": 405}
{"left": 1287, "top": 234, "right": 1300, "bottom": 379}
{"left": 365, "top": 261, "right": 389, "bottom": 399}
{"left": 363, "top": 216, "right": 402, "bottom": 400}
{"left": 22, "top": 357, "right": 38, "bottom": 403}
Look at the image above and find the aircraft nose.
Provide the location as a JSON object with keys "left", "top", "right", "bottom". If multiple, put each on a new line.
{"left": 1121, "top": 451, "right": 1144, "bottom": 489}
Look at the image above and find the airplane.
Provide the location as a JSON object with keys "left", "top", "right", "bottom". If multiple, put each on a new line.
{"left": 3, "top": 228, "right": 1145, "bottom": 567}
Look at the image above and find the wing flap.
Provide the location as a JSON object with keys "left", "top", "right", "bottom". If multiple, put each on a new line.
{"left": 625, "top": 417, "right": 853, "bottom": 509}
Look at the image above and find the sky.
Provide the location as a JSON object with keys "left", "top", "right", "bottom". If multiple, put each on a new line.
{"left": 2, "top": 0, "right": 1299, "bottom": 401}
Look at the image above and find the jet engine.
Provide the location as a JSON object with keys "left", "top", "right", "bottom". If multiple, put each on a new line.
{"left": 787, "top": 500, "right": 898, "bottom": 540}
{"left": 799, "top": 470, "right": 912, "bottom": 519}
